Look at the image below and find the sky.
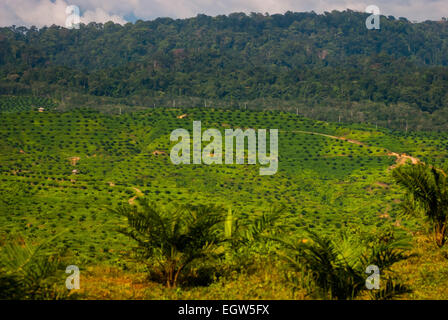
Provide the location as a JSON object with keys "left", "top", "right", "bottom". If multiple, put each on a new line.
{"left": 0, "top": 0, "right": 447, "bottom": 28}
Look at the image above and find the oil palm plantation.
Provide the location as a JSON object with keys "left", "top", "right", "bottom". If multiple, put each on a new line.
{"left": 393, "top": 163, "right": 448, "bottom": 247}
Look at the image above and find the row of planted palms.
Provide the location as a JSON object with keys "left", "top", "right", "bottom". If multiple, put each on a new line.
{"left": 1, "top": 163, "right": 447, "bottom": 299}
{"left": 113, "top": 197, "right": 414, "bottom": 300}
{"left": 113, "top": 161, "right": 448, "bottom": 299}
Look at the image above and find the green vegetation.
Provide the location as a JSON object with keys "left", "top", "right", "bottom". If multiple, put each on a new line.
{"left": 115, "top": 199, "right": 226, "bottom": 287}
{"left": 0, "top": 96, "right": 56, "bottom": 113}
{"left": 1, "top": 96, "right": 448, "bottom": 299}
{"left": 3, "top": 11, "right": 448, "bottom": 130}
{"left": 278, "top": 230, "right": 411, "bottom": 299}
{"left": 393, "top": 164, "right": 448, "bottom": 247}
{"left": 0, "top": 233, "right": 70, "bottom": 299}
{"left": 3, "top": 9, "right": 448, "bottom": 300}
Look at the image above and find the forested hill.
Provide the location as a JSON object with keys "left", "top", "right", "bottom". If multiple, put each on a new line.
{"left": 2, "top": 10, "right": 448, "bottom": 129}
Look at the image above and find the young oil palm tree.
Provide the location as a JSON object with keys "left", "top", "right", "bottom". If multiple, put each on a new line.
{"left": 114, "top": 198, "right": 226, "bottom": 287}
{"left": 276, "top": 230, "right": 410, "bottom": 300}
{"left": 224, "top": 206, "right": 287, "bottom": 244}
{"left": 0, "top": 234, "right": 66, "bottom": 299}
{"left": 392, "top": 163, "right": 448, "bottom": 247}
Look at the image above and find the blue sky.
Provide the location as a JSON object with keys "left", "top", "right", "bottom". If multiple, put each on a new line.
{"left": 1, "top": 0, "right": 447, "bottom": 27}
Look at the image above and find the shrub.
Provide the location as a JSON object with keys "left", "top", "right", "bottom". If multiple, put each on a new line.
{"left": 0, "top": 234, "right": 69, "bottom": 299}
{"left": 276, "top": 230, "right": 410, "bottom": 300}
{"left": 393, "top": 163, "right": 448, "bottom": 247}
{"left": 114, "top": 198, "right": 226, "bottom": 287}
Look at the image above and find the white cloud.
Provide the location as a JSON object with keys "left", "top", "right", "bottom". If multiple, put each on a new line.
{"left": 0, "top": 0, "right": 447, "bottom": 27}
{"left": 1, "top": 0, "right": 126, "bottom": 27}
{"left": 79, "top": 7, "right": 126, "bottom": 25}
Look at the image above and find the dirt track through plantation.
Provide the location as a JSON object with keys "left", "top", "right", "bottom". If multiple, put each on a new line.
{"left": 290, "top": 130, "right": 420, "bottom": 169}
{"left": 128, "top": 187, "right": 143, "bottom": 204}
{"left": 127, "top": 130, "right": 421, "bottom": 204}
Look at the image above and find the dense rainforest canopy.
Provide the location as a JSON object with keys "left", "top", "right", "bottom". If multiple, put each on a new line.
{"left": 1, "top": 10, "right": 448, "bottom": 130}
